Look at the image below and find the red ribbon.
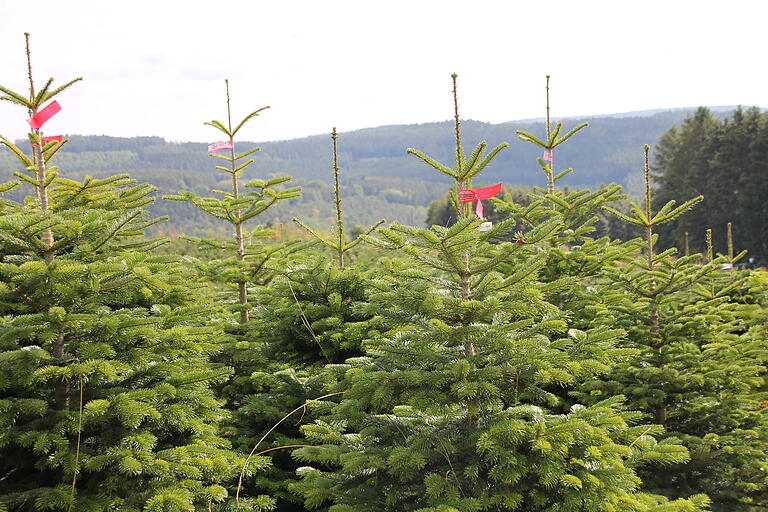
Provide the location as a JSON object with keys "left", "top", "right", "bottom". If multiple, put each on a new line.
{"left": 27, "top": 101, "right": 62, "bottom": 130}
{"left": 32, "top": 135, "right": 63, "bottom": 147}
{"left": 459, "top": 183, "right": 502, "bottom": 219}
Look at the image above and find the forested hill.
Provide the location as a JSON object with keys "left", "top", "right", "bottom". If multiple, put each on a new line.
{"left": 0, "top": 107, "right": 742, "bottom": 235}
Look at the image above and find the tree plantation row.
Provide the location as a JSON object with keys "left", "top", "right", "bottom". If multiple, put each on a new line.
{"left": 0, "top": 36, "right": 765, "bottom": 512}
{"left": 1, "top": 108, "right": 764, "bottom": 258}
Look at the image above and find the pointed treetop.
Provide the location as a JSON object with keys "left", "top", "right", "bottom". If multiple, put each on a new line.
{"left": 726, "top": 222, "right": 734, "bottom": 260}
{"left": 0, "top": 33, "right": 82, "bottom": 112}
{"left": 515, "top": 75, "right": 587, "bottom": 193}
{"left": 204, "top": 79, "right": 270, "bottom": 139}
{"left": 25, "top": 32, "right": 34, "bottom": 104}
{"left": 644, "top": 144, "right": 652, "bottom": 219}
{"left": 407, "top": 73, "right": 508, "bottom": 220}
{"left": 452, "top": 73, "right": 463, "bottom": 172}
{"left": 545, "top": 75, "right": 551, "bottom": 143}
{"left": 293, "top": 127, "right": 384, "bottom": 267}
{"left": 225, "top": 79, "right": 232, "bottom": 134}
{"left": 602, "top": 145, "right": 702, "bottom": 231}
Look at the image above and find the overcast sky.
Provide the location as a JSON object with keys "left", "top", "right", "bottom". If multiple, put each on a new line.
{"left": 1, "top": 0, "right": 765, "bottom": 143}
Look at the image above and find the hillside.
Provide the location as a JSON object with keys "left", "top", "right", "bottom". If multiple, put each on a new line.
{"left": 0, "top": 108, "right": 741, "bottom": 235}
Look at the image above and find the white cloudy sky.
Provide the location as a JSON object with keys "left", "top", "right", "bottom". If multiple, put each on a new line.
{"left": 0, "top": 0, "right": 764, "bottom": 143}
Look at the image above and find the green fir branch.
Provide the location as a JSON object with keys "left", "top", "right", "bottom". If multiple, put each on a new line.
{"left": 204, "top": 120, "right": 230, "bottom": 136}
{"left": 0, "top": 84, "right": 31, "bottom": 107}
{"left": 552, "top": 122, "right": 589, "bottom": 147}
{"left": 344, "top": 219, "right": 385, "bottom": 251}
{"left": 406, "top": 148, "right": 457, "bottom": 179}
{"left": 293, "top": 218, "right": 336, "bottom": 249}
{"left": 33, "top": 77, "right": 54, "bottom": 105}
{"left": 231, "top": 106, "right": 270, "bottom": 136}
{"left": 1, "top": 136, "right": 34, "bottom": 167}
{"left": 515, "top": 130, "right": 547, "bottom": 147}
{"left": 468, "top": 142, "right": 509, "bottom": 180}
{"left": 40, "top": 77, "right": 83, "bottom": 103}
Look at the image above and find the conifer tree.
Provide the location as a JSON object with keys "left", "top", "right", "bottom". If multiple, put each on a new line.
{"left": 232, "top": 129, "right": 387, "bottom": 511}
{"left": 0, "top": 34, "right": 271, "bottom": 511}
{"left": 289, "top": 74, "right": 708, "bottom": 512}
{"left": 162, "top": 81, "right": 314, "bottom": 511}
{"left": 225, "top": 247, "right": 386, "bottom": 510}
{"left": 496, "top": 75, "right": 638, "bottom": 318}
{"left": 293, "top": 127, "right": 384, "bottom": 269}
{"left": 653, "top": 106, "right": 768, "bottom": 260}
{"left": 515, "top": 75, "right": 588, "bottom": 195}
{"left": 165, "top": 79, "right": 301, "bottom": 323}
{"left": 575, "top": 146, "right": 768, "bottom": 511}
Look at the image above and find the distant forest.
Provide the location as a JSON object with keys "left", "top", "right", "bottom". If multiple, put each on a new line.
{"left": 654, "top": 107, "right": 768, "bottom": 260}
{"left": 0, "top": 108, "right": 742, "bottom": 236}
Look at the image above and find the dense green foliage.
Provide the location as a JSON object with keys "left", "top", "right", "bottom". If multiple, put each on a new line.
{"left": 654, "top": 107, "right": 768, "bottom": 261}
{"left": 571, "top": 148, "right": 767, "bottom": 511}
{"left": 286, "top": 77, "right": 722, "bottom": 512}
{"left": 1, "top": 36, "right": 766, "bottom": 512}
{"left": 0, "top": 45, "right": 270, "bottom": 511}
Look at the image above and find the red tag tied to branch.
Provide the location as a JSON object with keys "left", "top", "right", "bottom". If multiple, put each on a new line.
{"left": 27, "top": 101, "right": 62, "bottom": 130}
{"left": 459, "top": 183, "right": 502, "bottom": 219}
{"left": 31, "top": 135, "right": 63, "bottom": 148}
{"left": 543, "top": 149, "right": 553, "bottom": 163}
{"left": 208, "top": 141, "right": 233, "bottom": 153}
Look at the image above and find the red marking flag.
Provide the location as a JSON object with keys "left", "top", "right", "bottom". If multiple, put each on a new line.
{"left": 459, "top": 183, "right": 502, "bottom": 219}
{"left": 542, "top": 149, "right": 553, "bottom": 163}
{"left": 27, "top": 101, "right": 61, "bottom": 130}
{"left": 208, "top": 141, "right": 233, "bottom": 153}
{"left": 32, "top": 135, "right": 63, "bottom": 147}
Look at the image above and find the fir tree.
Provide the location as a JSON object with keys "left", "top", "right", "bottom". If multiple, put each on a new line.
{"left": 575, "top": 146, "right": 768, "bottom": 511}
{"left": 163, "top": 80, "right": 313, "bottom": 511}
{"left": 293, "top": 127, "right": 384, "bottom": 269}
{"left": 495, "top": 75, "right": 638, "bottom": 319}
{"left": 515, "top": 75, "right": 588, "bottom": 195}
{"left": 0, "top": 34, "right": 270, "bottom": 511}
{"left": 232, "top": 129, "right": 387, "bottom": 510}
{"left": 165, "top": 79, "right": 301, "bottom": 324}
{"left": 289, "top": 74, "right": 708, "bottom": 512}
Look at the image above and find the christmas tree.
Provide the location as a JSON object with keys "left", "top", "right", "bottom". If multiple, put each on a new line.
{"left": 233, "top": 128, "right": 387, "bottom": 510}
{"left": 165, "top": 79, "right": 301, "bottom": 324}
{"left": 289, "top": 74, "right": 708, "bottom": 512}
{"left": 0, "top": 34, "right": 271, "bottom": 512}
{"left": 574, "top": 146, "right": 768, "bottom": 511}
{"left": 293, "top": 127, "right": 384, "bottom": 269}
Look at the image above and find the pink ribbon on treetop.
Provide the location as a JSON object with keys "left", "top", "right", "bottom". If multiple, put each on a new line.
{"left": 208, "top": 141, "right": 233, "bottom": 153}
{"left": 27, "top": 101, "right": 62, "bottom": 130}
{"left": 542, "top": 149, "right": 553, "bottom": 163}
{"left": 459, "top": 183, "right": 502, "bottom": 219}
